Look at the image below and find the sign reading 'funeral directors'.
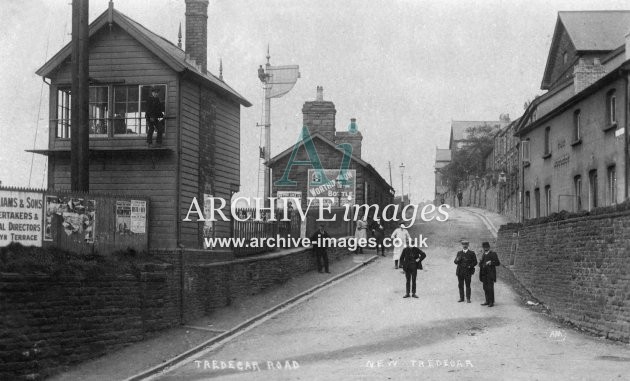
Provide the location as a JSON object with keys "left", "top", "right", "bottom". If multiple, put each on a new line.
{"left": 0, "top": 189, "right": 43, "bottom": 247}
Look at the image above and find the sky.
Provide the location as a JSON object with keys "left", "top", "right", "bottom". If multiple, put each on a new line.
{"left": 1, "top": 0, "right": 629, "bottom": 202}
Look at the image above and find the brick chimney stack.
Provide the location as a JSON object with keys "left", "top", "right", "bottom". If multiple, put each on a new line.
{"left": 185, "top": 0, "right": 209, "bottom": 74}
{"left": 302, "top": 86, "right": 336, "bottom": 141}
{"left": 335, "top": 118, "right": 363, "bottom": 159}
{"left": 573, "top": 58, "right": 606, "bottom": 94}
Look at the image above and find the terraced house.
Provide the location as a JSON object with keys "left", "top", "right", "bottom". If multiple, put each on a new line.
{"left": 516, "top": 11, "right": 630, "bottom": 219}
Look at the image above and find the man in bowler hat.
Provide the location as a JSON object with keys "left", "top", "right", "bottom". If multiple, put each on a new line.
{"left": 400, "top": 241, "right": 426, "bottom": 298}
{"left": 310, "top": 224, "right": 331, "bottom": 273}
{"left": 479, "top": 241, "right": 500, "bottom": 307}
{"left": 454, "top": 240, "right": 477, "bottom": 303}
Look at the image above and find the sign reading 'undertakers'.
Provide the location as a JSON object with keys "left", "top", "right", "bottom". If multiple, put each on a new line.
{"left": 0, "top": 189, "right": 43, "bottom": 247}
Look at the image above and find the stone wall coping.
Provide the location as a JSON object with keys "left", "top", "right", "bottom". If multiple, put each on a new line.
{"left": 500, "top": 208, "right": 630, "bottom": 233}
{"left": 0, "top": 272, "right": 138, "bottom": 282}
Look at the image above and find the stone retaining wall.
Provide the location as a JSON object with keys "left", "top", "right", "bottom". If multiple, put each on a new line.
{"left": 496, "top": 211, "right": 630, "bottom": 342}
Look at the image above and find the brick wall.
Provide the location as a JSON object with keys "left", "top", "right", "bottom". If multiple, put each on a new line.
{"left": 177, "top": 245, "right": 352, "bottom": 322}
{"left": 0, "top": 264, "right": 180, "bottom": 380}
{"left": 496, "top": 211, "right": 630, "bottom": 342}
{"left": 1, "top": 245, "right": 353, "bottom": 379}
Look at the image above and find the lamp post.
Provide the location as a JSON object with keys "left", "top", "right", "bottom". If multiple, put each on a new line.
{"left": 399, "top": 163, "right": 405, "bottom": 205}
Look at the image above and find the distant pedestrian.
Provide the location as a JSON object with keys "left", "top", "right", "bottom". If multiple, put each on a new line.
{"left": 354, "top": 217, "right": 368, "bottom": 254}
{"left": 454, "top": 240, "right": 477, "bottom": 303}
{"left": 457, "top": 191, "right": 463, "bottom": 207}
{"left": 400, "top": 243, "right": 426, "bottom": 298}
{"left": 479, "top": 241, "right": 500, "bottom": 307}
{"left": 310, "top": 224, "right": 331, "bottom": 273}
{"left": 391, "top": 223, "right": 411, "bottom": 269}
{"left": 371, "top": 218, "right": 385, "bottom": 256}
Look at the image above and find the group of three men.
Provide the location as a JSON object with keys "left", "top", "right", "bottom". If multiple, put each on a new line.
{"left": 310, "top": 224, "right": 500, "bottom": 306}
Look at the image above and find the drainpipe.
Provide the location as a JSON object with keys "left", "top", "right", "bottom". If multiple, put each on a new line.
{"left": 624, "top": 72, "right": 629, "bottom": 200}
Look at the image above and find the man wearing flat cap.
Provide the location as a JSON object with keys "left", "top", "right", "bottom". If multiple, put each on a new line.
{"left": 479, "top": 241, "right": 500, "bottom": 307}
{"left": 146, "top": 86, "right": 164, "bottom": 147}
{"left": 454, "top": 240, "right": 477, "bottom": 303}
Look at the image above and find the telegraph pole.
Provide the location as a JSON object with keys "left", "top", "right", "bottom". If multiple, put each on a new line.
{"left": 71, "top": 0, "right": 89, "bottom": 191}
{"left": 399, "top": 162, "right": 405, "bottom": 205}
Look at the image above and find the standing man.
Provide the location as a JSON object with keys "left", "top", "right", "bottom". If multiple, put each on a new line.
{"left": 146, "top": 86, "right": 164, "bottom": 147}
{"left": 310, "top": 224, "right": 331, "bottom": 273}
{"left": 479, "top": 241, "right": 500, "bottom": 307}
{"left": 400, "top": 242, "right": 426, "bottom": 298}
{"left": 457, "top": 191, "right": 463, "bottom": 207}
{"left": 391, "top": 223, "right": 411, "bottom": 269}
{"left": 454, "top": 240, "right": 477, "bottom": 303}
{"left": 371, "top": 218, "right": 385, "bottom": 256}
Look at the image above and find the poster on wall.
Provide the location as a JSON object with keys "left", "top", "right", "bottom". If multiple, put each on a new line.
{"left": 130, "top": 200, "right": 146, "bottom": 234}
{"left": 0, "top": 189, "right": 43, "bottom": 247}
{"left": 45, "top": 196, "right": 96, "bottom": 243}
{"left": 115, "top": 201, "right": 132, "bottom": 234}
{"left": 277, "top": 191, "right": 302, "bottom": 211}
{"left": 307, "top": 169, "right": 356, "bottom": 207}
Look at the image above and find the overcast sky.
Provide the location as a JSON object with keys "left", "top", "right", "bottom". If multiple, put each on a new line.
{"left": 1, "top": 0, "right": 628, "bottom": 201}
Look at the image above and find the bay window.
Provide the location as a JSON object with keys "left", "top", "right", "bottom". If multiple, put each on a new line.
{"left": 54, "top": 84, "right": 166, "bottom": 139}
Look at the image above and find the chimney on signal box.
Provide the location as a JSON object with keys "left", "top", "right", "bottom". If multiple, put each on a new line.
{"left": 185, "top": 0, "right": 209, "bottom": 73}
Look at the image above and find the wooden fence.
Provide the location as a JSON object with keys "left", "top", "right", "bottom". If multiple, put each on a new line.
{"left": 231, "top": 208, "right": 301, "bottom": 256}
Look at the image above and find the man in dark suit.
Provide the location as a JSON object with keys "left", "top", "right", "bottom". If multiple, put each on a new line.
{"left": 370, "top": 218, "right": 385, "bottom": 256}
{"left": 310, "top": 224, "right": 331, "bottom": 273}
{"left": 400, "top": 243, "right": 427, "bottom": 298}
{"left": 146, "top": 87, "right": 164, "bottom": 146}
{"left": 479, "top": 241, "right": 500, "bottom": 307}
{"left": 454, "top": 240, "right": 477, "bottom": 303}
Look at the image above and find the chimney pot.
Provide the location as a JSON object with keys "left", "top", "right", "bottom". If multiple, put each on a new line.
{"left": 316, "top": 86, "right": 324, "bottom": 101}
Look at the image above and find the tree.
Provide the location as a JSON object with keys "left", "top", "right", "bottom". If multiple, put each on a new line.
{"left": 440, "top": 124, "right": 497, "bottom": 191}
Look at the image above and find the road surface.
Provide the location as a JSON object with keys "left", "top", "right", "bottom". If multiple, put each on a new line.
{"left": 153, "top": 208, "right": 630, "bottom": 381}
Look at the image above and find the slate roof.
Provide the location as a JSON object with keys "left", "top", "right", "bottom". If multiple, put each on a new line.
{"left": 36, "top": 6, "right": 251, "bottom": 107}
{"left": 268, "top": 131, "right": 393, "bottom": 192}
{"left": 559, "top": 11, "right": 630, "bottom": 51}
{"left": 435, "top": 149, "right": 451, "bottom": 162}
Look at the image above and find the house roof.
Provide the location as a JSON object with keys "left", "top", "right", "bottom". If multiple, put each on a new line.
{"left": 559, "top": 11, "right": 630, "bottom": 51}
{"left": 517, "top": 58, "right": 630, "bottom": 136}
{"left": 36, "top": 6, "right": 251, "bottom": 107}
{"left": 435, "top": 149, "right": 451, "bottom": 162}
{"left": 268, "top": 131, "right": 393, "bottom": 191}
{"left": 449, "top": 120, "right": 507, "bottom": 149}
{"left": 541, "top": 11, "right": 630, "bottom": 90}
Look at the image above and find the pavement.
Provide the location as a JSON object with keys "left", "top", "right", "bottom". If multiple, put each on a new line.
{"left": 49, "top": 207, "right": 630, "bottom": 381}
{"left": 49, "top": 251, "right": 377, "bottom": 381}
{"left": 149, "top": 207, "right": 630, "bottom": 381}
